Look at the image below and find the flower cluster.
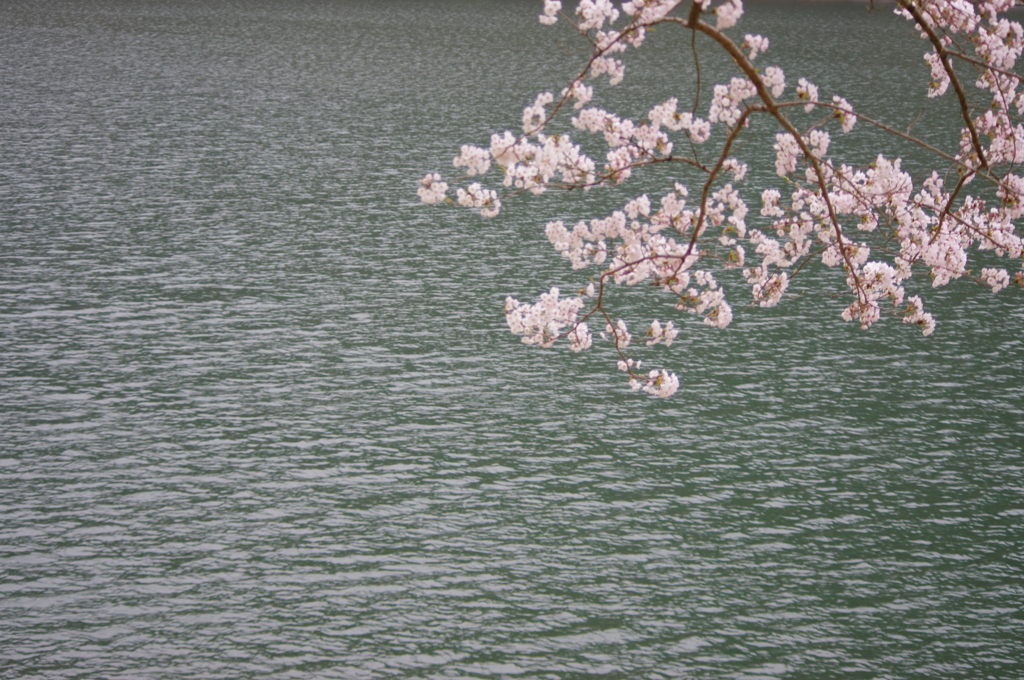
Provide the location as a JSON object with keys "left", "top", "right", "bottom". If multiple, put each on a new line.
{"left": 831, "top": 96, "right": 857, "bottom": 133}
{"left": 648, "top": 98, "right": 712, "bottom": 142}
{"left": 763, "top": 66, "right": 785, "bottom": 99}
{"left": 539, "top": 0, "right": 561, "bottom": 25}
{"left": 623, "top": 0, "right": 681, "bottom": 23}
{"left": 453, "top": 144, "right": 491, "bottom": 176}
{"left": 902, "top": 295, "right": 936, "bottom": 336}
{"left": 417, "top": 172, "right": 447, "bottom": 204}
{"left": 504, "top": 287, "right": 587, "bottom": 348}
{"left": 796, "top": 78, "right": 818, "bottom": 112}
{"left": 743, "top": 33, "right": 769, "bottom": 60}
{"left": 981, "top": 267, "right": 1011, "bottom": 293}
{"left": 456, "top": 183, "right": 501, "bottom": 218}
{"left": 715, "top": 0, "right": 743, "bottom": 30}
{"left": 709, "top": 77, "right": 757, "bottom": 126}
{"left": 632, "top": 369, "right": 680, "bottom": 397}
{"left": 645, "top": 319, "right": 679, "bottom": 346}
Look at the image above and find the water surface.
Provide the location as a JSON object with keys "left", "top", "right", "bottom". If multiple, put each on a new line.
{"left": 2, "top": 1, "right": 1023, "bottom": 678}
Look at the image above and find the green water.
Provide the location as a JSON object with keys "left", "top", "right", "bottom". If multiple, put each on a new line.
{"left": 2, "top": 1, "right": 1023, "bottom": 677}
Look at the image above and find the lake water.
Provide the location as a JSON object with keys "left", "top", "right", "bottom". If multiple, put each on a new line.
{"left": 2, "top": 1, "right": 1023, "bottom": 678}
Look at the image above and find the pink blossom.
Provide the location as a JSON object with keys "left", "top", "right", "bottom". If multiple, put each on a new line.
{"left": 981, "top": 267, "right": 1011, "bottom": 292}
{"left": 576, "top": 0, "right": 620, "bottom": 32}
{"left": 568, "top": 322, "right": 593, "bottom": 352}
{"left": 763, "top": 66, "right": 785, "bottom": 98}
{"left": 902, "top": 296, "right": 936, "bottom": 336}
{"left": 773, "top": 133, "right": 799, "bottom": 176}
{"left": 715, "top": 0, "right": 743, "bottom": 30}
{"left": 722, "top": 157, "right": 748, "bottom": 182}
{"left": 645, "top": 319, "right": 679, "bottom": 346}
{"left": 642, "top": 369, "right": 680, "bottom": 397}
{"left": 796, "top": 78, "right": 818, "bottom": 112}
{"left": 504, "top": 287, "right": 585, "bottom": 348}
{"left": 832, "top": 96, "right": 856, "bottom": 133}
{"left": 453, "top": 144, "right": 491, "bottom": 176}
{"left": 538, "top": 0, "right": 561, "bottom": 25}
{"left": 743, "top": 33, "right": 769, "bottom": 60}
{"left": 562, "top": 80, "right": 594, "bottom": 109}
{"left": 417, "top": 173, "right": 448, "bottom": 204}
{"left": 456, "top": 183, "right": 501, "bottom": 217}
{"left": 923, "top": 52, "right": 950, "bottom": 97}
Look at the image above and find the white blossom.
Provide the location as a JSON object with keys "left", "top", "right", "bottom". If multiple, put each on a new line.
{"left": 539, "top": 0, "right": 561, "bottom": 25}
{"left": 417, "top": 173, "right": 448, "bottom": 204}
{"left": 715, "top": 0, "right": 743, "bottom": 30}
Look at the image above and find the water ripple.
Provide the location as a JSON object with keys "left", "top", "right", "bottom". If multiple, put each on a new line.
{"left": 3, "top": 0, "right": 1024, "bottom": 678}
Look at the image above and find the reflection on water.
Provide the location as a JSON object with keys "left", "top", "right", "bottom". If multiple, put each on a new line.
{"left": 2, "top": 0, "right": 1023, "bottom": 677}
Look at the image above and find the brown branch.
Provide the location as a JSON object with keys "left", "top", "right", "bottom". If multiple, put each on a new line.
{"left": 665, "top": 14, "right": 871, "bottom": 303}
{"left": 897, "top": 0, "right": 989, "bottom": 170}
{"left": 944, "top": 48, "right": 1024, "bottom": 85}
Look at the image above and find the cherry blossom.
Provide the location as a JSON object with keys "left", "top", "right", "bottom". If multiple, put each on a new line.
{"left": 796, "top": 78, "right": 818, "bottom": 112}
{"left": 981, "top": 267, "right": 1011, "bottom": 292}
{"left": 539, "top": 0, "right": 561, "bottom": 25}
{"left": 637, "top": 369, "right": 680, "bottom": 397}
{"left": 420, "top": 0, "right": 1024, "bottom": 396}
{"left": 453, "top": 144, "right": 491, "bottom": 176}
{"left": 742, "top": 33, "right": 769, "bottom": 61}
{"left": 763, "top": 66, "right": 785, "bottom": 98}
{"left": 417, "top": 173, "right": 447, "bottom": 205}
{"left": 504, "top": 287, "right": 585, "bottom": 348}
{"left": 715, "top": 0, "right": 742, "bottom": 30}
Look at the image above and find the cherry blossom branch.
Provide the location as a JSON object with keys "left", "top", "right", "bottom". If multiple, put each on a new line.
{"left": 672, "top": 11, "right": 868, "bottom": 301}
{"left": 423, "top": 0, "right": 1024, "bottom": 397}
{"left": 897, "top": 0, "right": 989, "bottom": 170}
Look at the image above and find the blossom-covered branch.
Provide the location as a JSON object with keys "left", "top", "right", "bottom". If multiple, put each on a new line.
{"left": 419, "top": 0, "right": 1024, "bottom": 396}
